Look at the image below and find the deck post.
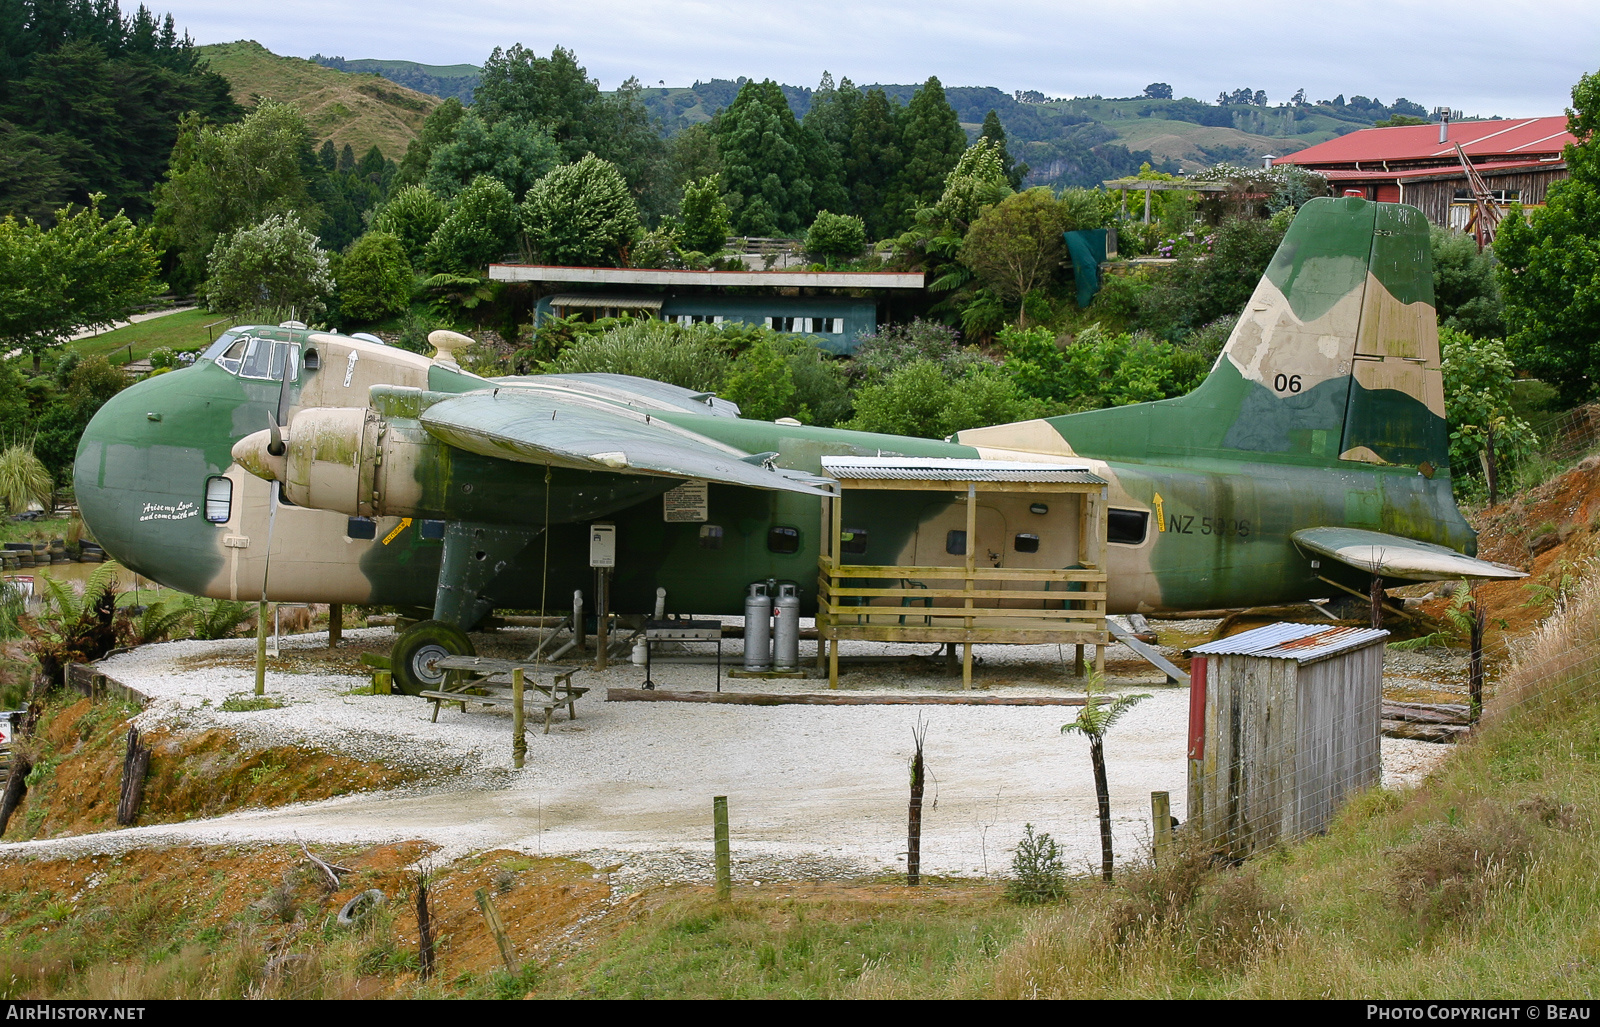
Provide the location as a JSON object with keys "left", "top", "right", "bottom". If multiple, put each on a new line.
{"left": 963, "top": 483, "right": 976, "bottom": 690}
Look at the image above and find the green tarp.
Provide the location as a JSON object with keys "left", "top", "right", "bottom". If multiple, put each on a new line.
{"left": 1064, "top": 229, "right": 1107, "bottom": 308}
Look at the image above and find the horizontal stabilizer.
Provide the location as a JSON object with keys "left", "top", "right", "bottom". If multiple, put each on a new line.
{"left": 1291, "top": 526, "right": 1524, "bottom": 581}
{"left": 420, "top": 391, "right": 835, "bottom": 497}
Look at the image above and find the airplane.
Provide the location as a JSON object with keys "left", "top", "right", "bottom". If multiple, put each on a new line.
{"left": 75, "top": 196, "right": 1521, "bottom": 693}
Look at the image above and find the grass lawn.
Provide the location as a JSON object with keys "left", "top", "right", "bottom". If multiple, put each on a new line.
{"left": 71, "top": 309, "right": 232, "bottom": 364}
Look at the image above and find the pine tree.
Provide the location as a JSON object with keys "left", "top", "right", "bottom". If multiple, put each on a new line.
{"left": 803, "top": 72, "right": 860, "bottom": 218}
{"left": 885, "top": 77, "right": 967, "bottom": 235}
{"left": 715, "top": 79, "right": 812, "bottom": 235}
{"left": 980, "top": 110, "right": 1028, "bottom": 189}
{"left": 846, "top": 88, "right": 901, "bottom": 241}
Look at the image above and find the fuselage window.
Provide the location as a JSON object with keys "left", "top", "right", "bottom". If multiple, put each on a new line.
{"left": 346, "top": 517, "right": 377, "bottom": 540}
{"left": 767, "top": 525, "right": 800, "bottom": 554}
{"left": 1108, "top": 509, "right": 1150, "bottom": 546}
{"left": 1014, "top": 533, "right": 1041, "bottom": 554}
{"left": 699, "top": 524, "right": 724, "bottom": 550}
{"left": 204, "top": 476, "right": 232, "bottom": 523}
{"left": 840, "top": 528, "right": 868, "bottom": 555}
{"left": 946, "top": 529, "right": 967, "bottom": 556}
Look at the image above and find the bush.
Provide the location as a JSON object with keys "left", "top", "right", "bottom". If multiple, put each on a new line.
{"left": 851, "top": 318, "right": 986, "bottom": 384}
{"left": 372, "top": 185, "right": 449, "bottom": 267}
{"left": 203, "top": 212, "right": 333, "bottom": 322}
{"left": 1000, "top": 323, "right": 1209, "bottom": 410}
{"left": 1137, "top": 211, "right": 1290, "bottom": 341}
{"left": 423, "top": 175, "right": 518, "bottom": 274}
{"left": 547, "top": 320, "right": 731, "bottom": 392}
{"left": 148, "top": 347, "right": 178, "bottom": 369}
{"left": 843, "top": 359, "right": 1038, "bottom": 438}
{"left": 1004, "top": 823, "right": 1067, "bottom": 904}
{"left": 336, "top": 232, "right": 413, "bottom": 323}
{"left": 521, "top": 155, "right": 641, "bottom": 268}
{"left": 679, "top": 175, "right": 730, "bottom": 256}
{"left": 805, "top": 210, "right": 867, "bottom": 264}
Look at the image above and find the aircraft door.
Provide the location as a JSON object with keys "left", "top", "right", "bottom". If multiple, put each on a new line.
{"left": 911, "top": 501, "right": 1006, "bottom": 610}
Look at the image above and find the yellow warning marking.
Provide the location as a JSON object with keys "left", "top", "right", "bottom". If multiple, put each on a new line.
{"left": 1153, "top": 493, "right": 1166, "bottom": 532}
{"left": 382, "top": 517, "right": 413, "bottom": 545}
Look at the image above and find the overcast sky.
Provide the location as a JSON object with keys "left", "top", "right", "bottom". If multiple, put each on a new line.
{"left": 163, "top": 0, "right": 1596, "bottom": 117}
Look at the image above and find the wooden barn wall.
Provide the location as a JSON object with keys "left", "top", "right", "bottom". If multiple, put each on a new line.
{"left": 1198, "top": 645, "right": 1383, "bottom": 857}
{"left": 1401, "top": 167, "right": 1570, "bottom": 226}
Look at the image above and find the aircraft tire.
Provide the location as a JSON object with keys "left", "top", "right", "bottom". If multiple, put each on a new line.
{"left": 391, "top": 619, "right": 474, "bottom": 696}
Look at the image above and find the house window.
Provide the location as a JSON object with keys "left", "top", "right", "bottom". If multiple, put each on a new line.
{"left": 1107, "top": 509, "right": 1149, "bottom": 546}
{"left": 767, "top": 525, "right": 800, "bottom": 554}
{"left": 204, "top": 476, "right": 232, "bottom": 523}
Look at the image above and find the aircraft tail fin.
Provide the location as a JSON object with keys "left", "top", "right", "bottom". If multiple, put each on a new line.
{"left": 957, "top": 197, "right": 1450, "bottom": 474}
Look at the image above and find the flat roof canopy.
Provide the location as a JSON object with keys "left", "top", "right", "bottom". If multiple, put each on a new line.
{"left": 1102, "top": 178, "right": 1231, "bottom": 192}
{"left": 490, "top": 264, "right": 926, "bottom": 289}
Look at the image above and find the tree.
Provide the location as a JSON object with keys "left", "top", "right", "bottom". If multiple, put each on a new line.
{"left": 1440, "top": 327, "right": 1537, "bottom": 502}
{"left": 1061, "top": 680, "right": 1150, "bottom": 882}
{"left": 716, "top": 79, "right": 813, "bottom": 235}
{"left": 396, "top": 98, "right": 465, "bottom": 187}
{"left": 204, "top": 212, "right": 333, "bottom": 322}
{"left": 805, "top": 210, "right": 865, "bottom": 264}
{"left": 423, "top": 174, "right": 518, "bottom": 274}
{"left": 153, "top": 100, "right": 321, "bottom": 287}
{"left": 677, "top": 174, "right": 729, "bottom": 255}
{"left": 1143, "top": 83, "right": 1173, "bottom": 100}
{"left": 846, "top": 88, "right": 901, "bottom": 239}
{"left": 0, "top": 194, "right": 161, "bottom": 371}
{"left": 980, "top": 110, "right": 1027, "bottom": 189}
{"left": 1496, "top": 67, "right": 1600, "bottom": 405}
{"left": 522, "top": 154, "right": 641, "bottom": 267}
{"left": 372, "top": 184, "right": 449, "bottom": 267}
{"left": 1431, "top": 225, "right": 1503, "bottom": 339}
{"left": 960, "top": 187, "right": 1068, "bottom": 326}
{"left": 886, "top": 77, "right": 967, "bottom": 234}
{"left": 1138, "top": 208, "right": 1293, "bottom": 340}
{"left": 423, "top": 112, "right": 559, "bottom": 201}
{"left": 336, "top": 231, "right": 412, "bottom": 323}
{"left": 802, "top": 72, "right": 861, "bottom": 216}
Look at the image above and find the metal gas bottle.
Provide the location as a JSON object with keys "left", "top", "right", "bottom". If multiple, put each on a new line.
{"left": 743, "top": 582, "right": 773, "bottom": 671}
{"left": 773, "top": 583, "right": 801, "bottom": 671}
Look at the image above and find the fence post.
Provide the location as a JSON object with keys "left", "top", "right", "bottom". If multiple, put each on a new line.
{"left": 713, "top": 795, "right": 731, "bottom": 901}
{"left": 1151, "top": 791, "right": 1172, "bottom": 864}
{"left": 474, "top": 887, "right": 518, "bottom": 973}
{"left": 512, "top": 667, "right": 526, "bottom": 769}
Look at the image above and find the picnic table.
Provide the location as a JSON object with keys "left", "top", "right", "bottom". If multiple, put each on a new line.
{"left": 423, "top": 657, "right": 587, "bottom": 734}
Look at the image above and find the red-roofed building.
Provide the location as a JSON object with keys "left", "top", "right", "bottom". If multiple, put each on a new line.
{"left": 1274, "top": 117, "right": 1572, "bottom": 229}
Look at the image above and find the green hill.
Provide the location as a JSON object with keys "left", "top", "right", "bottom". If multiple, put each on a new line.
{"left": 197, "top": 41, "right": 440, "bottom": 158}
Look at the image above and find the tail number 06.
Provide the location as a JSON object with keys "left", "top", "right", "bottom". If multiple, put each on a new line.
{"left": 1273, "top": 373, "right": 1303, "bottom": 394}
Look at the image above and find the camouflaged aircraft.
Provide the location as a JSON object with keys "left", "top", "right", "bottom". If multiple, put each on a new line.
{"left": 76, "top": 196, "right": 1521, "bottom": 693}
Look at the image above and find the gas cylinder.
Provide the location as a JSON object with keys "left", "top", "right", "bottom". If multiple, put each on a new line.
{"left": 743, "top": 582, "right": 772, "bottom": 671}
{"left": 774, "top": 583, "right": 801, "bottom": 671}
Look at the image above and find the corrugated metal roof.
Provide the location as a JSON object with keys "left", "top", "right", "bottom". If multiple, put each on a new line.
{"left": 1186, "top": 623, "right": 1389, "bottom": 664}
{"left": 1277, "top": 117, "right": 1573, "bottom": 167}
{"left": 821, "top": 456, "right": 1106, "bottom": 484}
{"left": 546, "top": 294, "right": 664, "bottom": 310}
{"left": 1316, "top": 159, "right": 1561, "bottom": 182}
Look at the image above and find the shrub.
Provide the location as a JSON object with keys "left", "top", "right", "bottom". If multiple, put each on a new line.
{"left": 1001, "top": 323, "right": 1209, "bottom": 410}
{"left": 148, "top": 347, "right": 178, "bottom": 369}
{"left": 203, "top": 212, "right": 333, "bottom": 321}
{"left": 423, "top": 175, "right": 518, "bottom": 274}
{"left": 547, "top": 320, "right": 730, "bottom": 393}
{"left": 805, "top": 210, "right": 867, "bottom": 264}
{"left": 843, "top": 359, "right": 1038, "bottom": 439}
{"left": 1004, "top": 823, "right": 1067, "bottom": 904}
{"left": 336, "top": 232, "right": 413, "bottom": 323}
{"left": 521, "top": 155, "right": 641, "bottom": 268}
{"left": 372, "top": 185, "right": 449, "bottom": 267}
{"left": 679, "top": 175, "right": 730, "bottom": 255}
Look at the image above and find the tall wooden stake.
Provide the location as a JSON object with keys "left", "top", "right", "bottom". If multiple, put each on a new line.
{"left": 512, "top": 667, "right": 527, "bottom": 769}
{"left": 475, "top": 887, "right": 519, "bottom": 973}
{"left": 907, "top": 721, "right": 926, "bottom": 886}
{"left": 1151, "top": 791, "right": 1172, "bottom": 865}
{"left": 328, "top": 603, "right": 342, "bottom": 648}
{"left": 254, "top": 600, "right": 268, "bottom": 695}
{"left": 1369, "top": 572, "right": 1384, "bottom": 630}
{"left": 415, "top": 870, "right": 435, "bottom": 980}
{"left": 1469, "top": 586, "right": 1486, "bottom": 723}
{"left": 713, "top": 795, "right": 731, "bottom": 901}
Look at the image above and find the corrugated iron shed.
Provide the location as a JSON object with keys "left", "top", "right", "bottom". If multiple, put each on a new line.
{"left": 820, "top": 456, "right": 1105, "bottom": 484}
{"left": 1187, "top": 623, "right": 1389, "bottom": 665}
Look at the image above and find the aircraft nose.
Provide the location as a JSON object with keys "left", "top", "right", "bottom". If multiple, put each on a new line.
{"left": 233, "top": 428, "right": 287, "bottom": 482}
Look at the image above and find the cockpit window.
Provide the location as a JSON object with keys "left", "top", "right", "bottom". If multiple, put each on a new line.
{"left": 236, "top": 337, "right": 299, "bottom": 382}
{"left": 216, "top": 337, "right": 247, "bottom": 374}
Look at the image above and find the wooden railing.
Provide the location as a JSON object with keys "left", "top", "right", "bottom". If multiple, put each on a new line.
{"left": 817, "top": 555, "right": 1108, "bottom": 645}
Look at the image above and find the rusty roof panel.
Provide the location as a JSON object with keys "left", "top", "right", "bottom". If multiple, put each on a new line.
{"left": 1185, "top": 623, "right": 1389, "bottom": 664}
{"left": 1277, "top": 117, "right": 1573, "bottom": 167}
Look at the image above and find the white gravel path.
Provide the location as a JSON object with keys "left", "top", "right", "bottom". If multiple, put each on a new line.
{"left": 0, "top": 624, "right": 1458, "bottom": 884}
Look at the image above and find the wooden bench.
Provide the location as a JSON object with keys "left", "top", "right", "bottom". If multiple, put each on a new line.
{"left": 422, "top": 658, "right": 587, "bottom": 734}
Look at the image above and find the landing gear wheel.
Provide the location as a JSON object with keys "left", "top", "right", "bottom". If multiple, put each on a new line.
{"left": 391, "top": 620, "right": 474, "bottom": 696}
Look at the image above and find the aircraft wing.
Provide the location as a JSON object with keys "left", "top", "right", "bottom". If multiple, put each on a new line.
{"left": 419, "top": 391, "right": 836, "bottom": 497}
{"left": 1291, "top": 527, "right": 1525, "bottom": 581}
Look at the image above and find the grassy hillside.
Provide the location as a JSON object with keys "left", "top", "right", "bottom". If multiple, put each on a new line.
{"left": 197, "top": 40, "right": 439, "bottom": 158}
